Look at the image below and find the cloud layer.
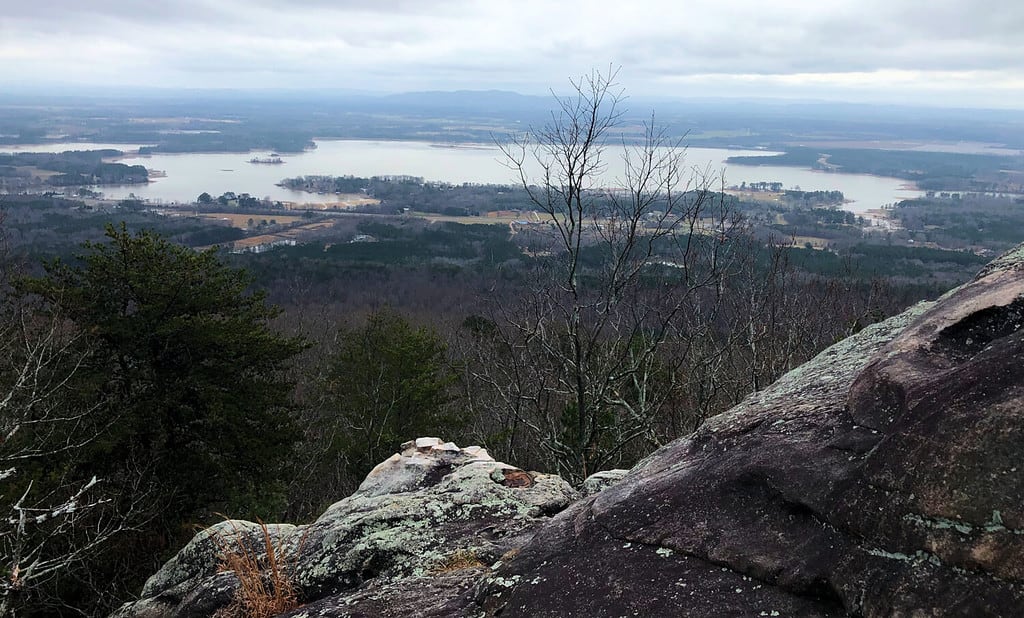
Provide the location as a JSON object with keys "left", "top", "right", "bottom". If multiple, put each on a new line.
{"left": 3, "top": 0, "right": 1023, "bottom": 106}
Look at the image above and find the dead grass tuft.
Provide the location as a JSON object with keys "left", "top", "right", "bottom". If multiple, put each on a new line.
{"left": 210, "top": 518, "right": 305, "bottom": 618}
{"left": 431, "top": 548, "right": 486, "bottom": 574}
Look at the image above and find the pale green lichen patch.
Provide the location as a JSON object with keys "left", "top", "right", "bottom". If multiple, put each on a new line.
{"left": 903, "top": 510, "right": 1024, "bottom": 536}
{"left": 866, "top": 546, "right": 942, "bottom": 567}
{"left": 490, "top": 574, "right": 522, "bottom": 588}
{"left": 904, "top": 513, "right": 975, "bottom": 535}
{"left": 866, "top": 548, "right": 913, "bottom": 561}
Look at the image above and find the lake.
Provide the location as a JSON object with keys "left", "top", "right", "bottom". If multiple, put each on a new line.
{"left": 4, "top": 140, "right": 922, "bottom": 214}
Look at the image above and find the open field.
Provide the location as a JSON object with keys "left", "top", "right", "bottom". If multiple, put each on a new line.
{"left": 283, "top": 220, "right": 336, "bottom": 234}
{"left": 14, "top": 166, "right": 60, "bottom": 180}
{"left": 197, "top": 220, "right": 337, "bottom": 251}
{"left": 784, "top": 235, "right": 831, "bottom": 248}
{"left": 228, "top": 234, "right": 290, "bottom": 250}
{"left": 725, "top": 189, "right": 784, "bottom": 203}
{"left": 198, "top": 213, "right": 306, "bottom": 227}
{"left": 415, "top": 211, "right": 528, "bottom": 225}
{"left": 281, "top": 194, "right": 378, "bottom": 210}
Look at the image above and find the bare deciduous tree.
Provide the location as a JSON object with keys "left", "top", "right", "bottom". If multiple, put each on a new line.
{"left": 0, "top": 225, "right": 128, "bottom": 616}
{"left": 467, "top": 69, "right": 747, "bottom": 482}
{"left": 0, "top": 318, "right": 92, "bottom": 614}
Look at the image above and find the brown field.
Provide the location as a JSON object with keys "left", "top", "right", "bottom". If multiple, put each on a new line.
{"left": 785, "top": 236, "right": 830, "bottom": 248}
{"left": 782, "top": 139, "right": 1022, "bottom": 156}
{"left": 229, "top": 234, "right": 288, "bottom": 249}
{"left": 199, "top": 213, "right": 306, "bottom": 228}
{"left": 417, "top": 212, "right": 523, "bottom": 225}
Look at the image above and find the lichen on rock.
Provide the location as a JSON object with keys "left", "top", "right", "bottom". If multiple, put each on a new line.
{"left": 112, "top": 439, "right": 576, "bottom": 617}
{"left": 580, "top": 469, "right": 629, "bottom": 496}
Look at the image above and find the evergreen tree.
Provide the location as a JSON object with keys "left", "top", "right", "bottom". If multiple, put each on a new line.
{"left": 21, "top": 223, "right": 305, "bottom": 611}
{"left": 323, "top": 309, "right": 460, "bottom": 487}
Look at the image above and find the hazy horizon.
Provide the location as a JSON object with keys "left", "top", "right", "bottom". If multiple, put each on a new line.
{"left": 3, "top": 0, "right": 1024, "bottom": 110}
{"left": 4, "top": 85, "right": 1024, "bottom": 118}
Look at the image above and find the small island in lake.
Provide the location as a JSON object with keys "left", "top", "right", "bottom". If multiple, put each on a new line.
{"left": 249, "top": 153, "right": 283, "bottom": 164}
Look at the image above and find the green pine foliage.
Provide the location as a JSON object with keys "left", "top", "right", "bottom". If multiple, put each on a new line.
{"left": 322, "top": 309, "right": 461, "bottom": 488}
{"left": 19, "top": 223, "right": 306, "bottom": 611}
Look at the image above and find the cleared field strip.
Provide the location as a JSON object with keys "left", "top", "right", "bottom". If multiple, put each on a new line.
{"left": 280, "top": 194, "right": 379, "bottom": 210}
{"left": 198, "top": 213, "right": 306, "bottom": 227}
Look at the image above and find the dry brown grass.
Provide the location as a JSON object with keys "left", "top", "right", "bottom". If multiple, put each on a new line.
{"left": 199, "top": 213, "right": 306, "bottom": 228}
{"left": 430, "top": 549, "right": 486, "bottom": 574}
{"left": 211, "top": 519, "right": 304, "bottom": 618}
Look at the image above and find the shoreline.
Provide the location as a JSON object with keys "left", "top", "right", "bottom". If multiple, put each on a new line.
{"left": 18, "top": 140, "right": 928, "bottom": 211}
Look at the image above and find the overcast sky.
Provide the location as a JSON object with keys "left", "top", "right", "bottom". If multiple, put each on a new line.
{"left": 3, "top": 0, "right": 1023, "bottom": 108}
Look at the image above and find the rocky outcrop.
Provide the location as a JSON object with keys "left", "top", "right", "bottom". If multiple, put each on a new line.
{"left": 113, "top": 438, "right": 577, "bottom": 617}
{"left": 117, "top": 246, "right": 1024, "bottom": 617}
{"left": 479, "top": 246, "right": 1024, "bottom": 617}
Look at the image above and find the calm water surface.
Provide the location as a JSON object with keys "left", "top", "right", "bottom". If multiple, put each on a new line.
{"left": 8, "top": 140, "right": 922, "bottom": 214}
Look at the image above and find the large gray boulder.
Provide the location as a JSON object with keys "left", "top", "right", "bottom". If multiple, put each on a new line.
{"left": 113, "top": 438, "right": 577, "bottom": 617}
{"left": 290, "top": 437, "right": 577, "bottom": 602}
{"left": 478, "top": 245, "right": 1024, "bottom": 616}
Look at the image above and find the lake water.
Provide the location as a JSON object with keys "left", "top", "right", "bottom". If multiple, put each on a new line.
{"left": 5, "top": 140, "right": 922, "bottom": 214}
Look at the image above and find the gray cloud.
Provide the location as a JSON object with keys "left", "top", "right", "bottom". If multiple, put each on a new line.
{"left": 2, "top": 0, "right": 1023, "bottom": 106}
